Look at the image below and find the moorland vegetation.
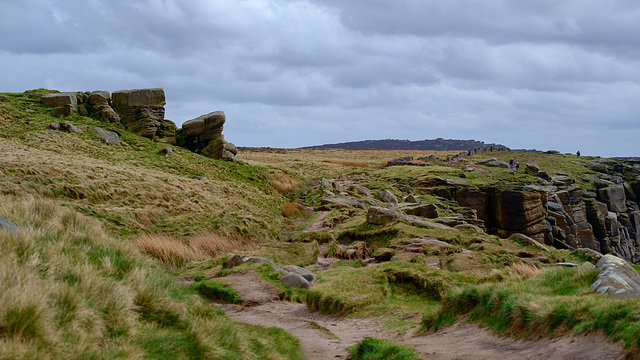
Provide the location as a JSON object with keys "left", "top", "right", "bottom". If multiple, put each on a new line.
{"left": 1, "top": 89, "right": 640, "bottom": 359}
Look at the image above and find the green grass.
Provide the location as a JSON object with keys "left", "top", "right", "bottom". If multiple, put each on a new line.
{"left": 421, "top": 266, "right": 640, "bottom": 353}
{"left": 0, "top": 194, "right": 305, "bottom": 359}
{"left": 191, "top": 280, "right": 245, "bottom": 305}
{"left": 349, "top": 337, "right": 421, "bottom": 360}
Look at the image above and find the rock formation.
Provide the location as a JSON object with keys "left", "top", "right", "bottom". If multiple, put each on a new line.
{"left": 445, "top": 159, "right": 640, "bottom": 263}
{"left": 176, "top": 111, "right": 237, "bottom": 160}
{"left": 112, "top": 88, "right": 166, "bottom": 139}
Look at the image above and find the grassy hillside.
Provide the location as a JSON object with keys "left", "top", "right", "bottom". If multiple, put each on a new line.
{"left": 2, "top": 89, "right": 640, "bottom": 359}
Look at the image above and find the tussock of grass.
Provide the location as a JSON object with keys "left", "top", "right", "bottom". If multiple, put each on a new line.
{"left": 511, "top": 262, "right": 541, "bottom": 278}
{"left": 349, "top": 337, "right": 420, "bottom": 360}
{"left": 268, "top": 173, "right": 299, "bottom": 194}
{"left": 281, "top": 202, "right": 304, "bottom": 218}
{"left": 135, "top": 233, "right": 242, "bottom": 268}
{"left": 322, "top": 158, "right": 369, "bottom": 167}
{"left": 0, "top": 195, "right": 304, "bottom": 359}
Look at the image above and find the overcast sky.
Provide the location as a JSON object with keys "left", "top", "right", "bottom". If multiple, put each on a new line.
{"left": 1, "top": 1, "right": 639, "bottom": 156}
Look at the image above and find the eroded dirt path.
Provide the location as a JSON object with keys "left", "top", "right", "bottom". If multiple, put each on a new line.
{"left": 218, "top": 271, "right": 625, "bottom": 360}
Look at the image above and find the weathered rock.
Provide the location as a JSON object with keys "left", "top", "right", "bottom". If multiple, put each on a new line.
{"left": 415, "top": 175, "right": 447, "bottom": 187}
{"left": 112, "top": 88, "right": 165, "bottom": 107}
{"left": 455, "top": 188, "right": 489, "bottom": 221}
{"left": 112, "top": 88, "right": 165, "bottom": 139}
{"left": 349, "top": 184, "right": 371, "bottom": 197}
{"left": 398, "top": 203, "right": 438, "bottom": 218}
{"left": 446, "top": 178, "right": 469, "bottom": 187}
{"left": 225, "top": 254, "right": 246, "bottom": 269}
{"left": 488, "top": 186, "right": 547, "bottom": 235}
{"left": 484, "top": 160, "right": 510, "bottom": 168}
{"left": 94, "top": 127, "right": 120, "bottom": 146}
{"left": 477, "top": 158, "right": 497, "bottom": 165}
{"left": 156, "top": 119, "right": 178, "bottom": 143}
{"left": 591, "top": 163, "right": 609, "bottom": 173}
{"left": 321, "top": 197, "right": 366, "bottom": 210}
{"left": 280, "top": 272, "right": 312, "bottom": 289}
{"left": 524, "top": 163, "right": 540, "bottom": 175}
{"left": 221, "top": 150, "right": 238, "bottom": 162}
{"left": 41, "top": 92, "right": 77, "bottom": 107}
{"left": 89, "top": 92, "right": 121, "bottom": 124}
{"left": 51, "top": 104, "right": 76, "bottom": 117}
{"left": 599, "top": 184, "right": 627, "bottom": 213}
{"left": 377, "top": 190, "right": 398, "bottom": 204}
{"left": 373, "top": 248, "right": 395, "bottom": 262}
{"left": 404, "top": 194, "right": 420, "bottom": 203}
{"left": 283, "top": 265, "right": 314, "bottom": 282}
{"left": 58, "top": 122, "right": 83, "bottom": 133}
{"left": 0, "top": 94, "right": 8, "bottom": 101}
{"left": 510, "top": 233, "right": 552, "bottom": 252}
{"left": 0, "top": 216, "right": 19, "bottom": 233}
{"left": 367, "top": 206, "right": 399, "bottom": 225}
{"left": 591, "top": 254, "right": 640, "bottom": 299}
{"left": 224, "top": 141, "right": 238, "bottom": 155}
{"left": 552, "top": 175, "right": 575, "bottom": 186}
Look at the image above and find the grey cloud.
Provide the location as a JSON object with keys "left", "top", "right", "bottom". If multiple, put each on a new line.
{"left": 0, "top": 0, "right": 638, "bottom": 157}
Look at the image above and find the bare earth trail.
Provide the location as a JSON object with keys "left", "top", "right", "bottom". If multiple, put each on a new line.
{"left": 219, "top": 181, "right": 625, "bottom": 359}
{"left": 219, "top": 271, "right": 625, "bottom": 360}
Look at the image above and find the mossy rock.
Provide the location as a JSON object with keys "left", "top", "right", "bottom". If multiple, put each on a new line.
{"left": 374, "top": 247, "right": 396, "bottom": 262}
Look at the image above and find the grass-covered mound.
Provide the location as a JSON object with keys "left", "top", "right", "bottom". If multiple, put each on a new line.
{"left": 0, "top": 90, "right": 296, "bottom": 240}
{"left": 0, "top": 195, "right": 304, "bottom": 359}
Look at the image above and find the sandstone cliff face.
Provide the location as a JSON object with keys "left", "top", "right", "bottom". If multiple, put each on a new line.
{"left": 447, "top": 159, "right": 640, "bottom": 263}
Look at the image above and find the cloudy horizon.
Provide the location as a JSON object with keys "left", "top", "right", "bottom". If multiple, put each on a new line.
{"left": 1, "top": 1, "right": 639, "bottom": 157}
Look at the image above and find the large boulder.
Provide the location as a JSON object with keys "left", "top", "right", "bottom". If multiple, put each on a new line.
{"left": 177, "top": 111, "right": 228, "bottom": 159}
{"left": 283, "top": 265, "right": 314, "bottom": 282}
{"left": 41, "top": 92, "right": 77, "bottom": 107}
{"left": 398, "top": 203, "right": 438, "bottom": 218}
{"left": 376, "top": 189, "right": 398, "bottom": 204}
{"left": 112, "top": 88, "right": 166, "bottom": 139}
{"left": 367, "top": 206, "right": 399, "bottom": 225}
{"left": 280, "top": 272, "right": 312, "bottom": 289}
{"left": 94, "top": 127, "right": 121, "bottom": 146}
{"left": 591, "top": 254, "right": 640, "bottom": 299}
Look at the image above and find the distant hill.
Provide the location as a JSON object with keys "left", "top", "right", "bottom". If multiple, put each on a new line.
{"left": 305, "top": 138, "right": 508, "bottom": 151}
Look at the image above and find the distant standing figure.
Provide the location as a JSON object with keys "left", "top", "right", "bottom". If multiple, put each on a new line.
{"left": 577, "top": 151, "right": 581, "bottom": 158}
{"left": 509, "top": 158, "right": 514, "bottom": 169}
{"left": 515, "top": 161, "right": 520, "bottom": 173}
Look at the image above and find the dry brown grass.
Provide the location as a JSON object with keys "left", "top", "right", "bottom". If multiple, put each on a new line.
{"left": 322, "top": 158, "right": 369, "bottom": 167}
{"left": 511, "top": 261, "right": 541, "bottom": 278}
{"left": 239, "top": 148, "right": 461, "bottom": 180}
{"left": 281, "top": 202, "right": 304, "bottom": 218}
{"left": 268, "top": 173, "right": 300, "bottom": 194}
{"left": 135, "top": 233, "right": 241, "bottom": 267}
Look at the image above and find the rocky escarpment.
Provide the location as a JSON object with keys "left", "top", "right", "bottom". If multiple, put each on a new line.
{"left": 433, "top": 159, "right": 640, "bottom": 263}
{"left": 37, "top": 89, "right": 237, "bottom": 160}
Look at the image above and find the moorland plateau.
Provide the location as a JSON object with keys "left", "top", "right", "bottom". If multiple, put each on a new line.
{"left": 1, "top": 88, "right": 640, "bottom": 359}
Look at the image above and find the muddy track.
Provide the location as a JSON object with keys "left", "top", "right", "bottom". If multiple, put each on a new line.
{"left": 218, "top": 271, "right": 625, "bottom": 360}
